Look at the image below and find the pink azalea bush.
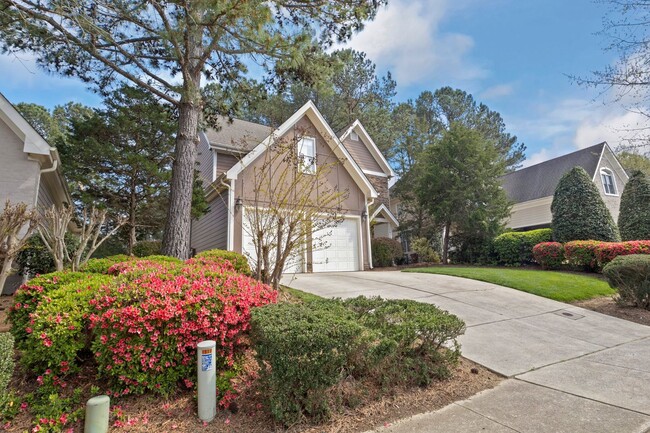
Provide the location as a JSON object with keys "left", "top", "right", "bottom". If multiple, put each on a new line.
{"left": 89, "top": 257, "right": 277, "bottom": 395}
{"left": 532, "top": 242, "right": 564, "bottom": 269}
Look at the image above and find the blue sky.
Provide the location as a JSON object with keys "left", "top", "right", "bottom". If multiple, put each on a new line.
{"left": 0, "top": 0, "right": 646, "bottom": 166}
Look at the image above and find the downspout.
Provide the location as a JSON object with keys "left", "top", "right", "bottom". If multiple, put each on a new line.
{"left": 220, "top": 178, "right": 235, "bottom": 251}
{"left": 366, "top": 198, "right": 374, "bottom": 270}
{"left": 34, "top": 158, "right": 58, "bottom": 207}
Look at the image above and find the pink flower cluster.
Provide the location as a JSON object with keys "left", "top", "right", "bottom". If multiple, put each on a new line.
{"left": 89, "top": 258, "right": 277, "bottom": 395}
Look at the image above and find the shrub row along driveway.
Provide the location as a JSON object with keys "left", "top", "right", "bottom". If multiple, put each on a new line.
{"left": 282, "top": 271, "right": 650, "bottom": 433}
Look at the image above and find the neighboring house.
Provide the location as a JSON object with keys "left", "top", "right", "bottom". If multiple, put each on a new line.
{"left": 1, "top": 92, "right": 71, "bottom": 293}
{"left": 190, "top": 101, "right": 398, "bottom": 272}
{"left": 501, "top": 142, "right": 628, "bottom": 231}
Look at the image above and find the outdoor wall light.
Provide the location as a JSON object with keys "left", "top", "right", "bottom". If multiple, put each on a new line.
{"left": 235, "top": 197, "right": 243, "bottom": 212}
{"left": 361, "top": 210, "right": 367, "bottom": 221}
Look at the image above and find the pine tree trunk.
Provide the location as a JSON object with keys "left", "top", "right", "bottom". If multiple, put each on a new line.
{"left": 128, "top": 181, "right": 137, "bottom": 256}
{"left": 162, "top": 95, "right": 201, "bottom": 259}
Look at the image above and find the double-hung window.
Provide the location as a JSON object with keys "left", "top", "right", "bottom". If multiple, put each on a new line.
{"left": 298, "top": 137, "right": 316, "bottom": 174}
{"left": 600, "top": 169, "right": 617, "bottom": 195}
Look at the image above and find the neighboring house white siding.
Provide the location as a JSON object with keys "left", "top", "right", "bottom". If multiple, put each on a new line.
{"left": 593, "top": 146, "right": 627, "bottom": 223}
{"left": 506, "top": 197, "right": 553, "bottom": 230}
{"left": 190, "top": 192, "right": 229, "bottom": 253}
{"left": 0, "top": 117, "right": 40, "bottom": 206}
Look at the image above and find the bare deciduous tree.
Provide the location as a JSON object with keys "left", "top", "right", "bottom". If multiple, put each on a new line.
{"left": 240, "top": 131, "right": 349, "bottom": 289}
{"left": 0, "top": 201, "right": 38, "bottom": 290}
{"left": 38, "top": 205, "right": 127, "bottom": 271}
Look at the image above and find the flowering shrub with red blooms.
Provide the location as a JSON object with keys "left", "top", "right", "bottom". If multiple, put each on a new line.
{"left": 194, "top": 249, "right": 251, "bottom": 276}
{"left": 21, "top": 274, "right": 114, "bottom": 374}
{"left": 595, "top": 240, "right": 650, "bottom": 266}
{"left": 89, "top": 258, "right": 277, "bottom": 395}
{"left": 8, "top": 272, "right": 88, "bottom": 346}
{"left": 106, "top": 257, "right": 181, "bottom": 278}
{"left": 532, "top": 242, "right": 565, "bottom": 269}
{"left": 564, "top": 240, "right": 604, "bottom": 271}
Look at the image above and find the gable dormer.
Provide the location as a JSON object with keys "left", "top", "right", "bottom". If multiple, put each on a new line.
{"left": 339, "top": 120, "right": 395, "bottom": 207}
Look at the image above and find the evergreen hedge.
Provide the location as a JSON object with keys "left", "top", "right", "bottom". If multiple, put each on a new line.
{"left": 551, "top": 166, "right": 619, "bottom": 243}
{"left": 493, "top": 228, "right": 552, "bottom": 265}
{"left": 618, "top": 171, "right": 650, "bottom": 241}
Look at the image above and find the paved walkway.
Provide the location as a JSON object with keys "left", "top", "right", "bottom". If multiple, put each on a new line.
{"left": 281, "top": 271, "right": 650, "bottom": 433}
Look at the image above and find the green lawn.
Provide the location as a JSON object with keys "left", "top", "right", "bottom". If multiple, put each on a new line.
{"left": 404, "top": 266, "right": 615, "bottom": 302}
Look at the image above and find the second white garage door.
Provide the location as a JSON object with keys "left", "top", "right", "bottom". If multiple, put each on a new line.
{"left": 312, "top": 218, "right": 360, "bottom": 272}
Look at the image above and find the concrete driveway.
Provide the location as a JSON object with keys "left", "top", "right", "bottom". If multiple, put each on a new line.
{"left": 281, "top": 271, "right": 650, "bottom": 433}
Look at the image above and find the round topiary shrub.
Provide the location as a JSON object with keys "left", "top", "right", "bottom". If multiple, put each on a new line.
{"left": 603, "top": 254, "right": 650, "bottom": 308}
{"left": 532, "top": 242, "right": 565, "bottom": 269}
{"left": 89, "top": 258, "right": 276, "bottom": 396}
{"left": 551, "top": 166, "right": 620, "bottom": 243}
{"left": 618, "top": 171, "right": 650, "bottom": 241}
{"left": 372, "top": 237, "right": 403, "bottom": 267}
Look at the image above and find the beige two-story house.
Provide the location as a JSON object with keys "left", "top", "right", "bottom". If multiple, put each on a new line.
{"left": 190, "top": 101, "right": 397, "bottom": 272}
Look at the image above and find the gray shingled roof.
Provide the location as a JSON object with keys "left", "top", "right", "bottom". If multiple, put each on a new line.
{"left": 203, "top": 117, "right": 272, "bottom": 152}
{"left": 501, "top": 142, "right": 606, "bottom": 203}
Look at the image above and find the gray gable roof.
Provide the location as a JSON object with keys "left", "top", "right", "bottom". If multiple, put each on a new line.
{"left": 501, "top": 142, "right": 606, "bottom": 203}
{"left": 203, "top": 117, "right": 272, "bottom": 152}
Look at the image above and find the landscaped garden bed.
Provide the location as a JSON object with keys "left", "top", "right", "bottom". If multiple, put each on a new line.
{"left": 0, "top": 251, "right": 502, "bottom": 432}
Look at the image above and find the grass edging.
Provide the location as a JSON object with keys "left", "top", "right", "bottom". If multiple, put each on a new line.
{"left": 404, "top": 266, "right": 615, "bottom": 302}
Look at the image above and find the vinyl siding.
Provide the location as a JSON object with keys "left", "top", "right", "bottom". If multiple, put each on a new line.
{"left": 191, "top": 192, "right": 229, "bottom": 252}
{"left": 216, "top": 153, "right": 238, "bottom": 175}
{"left": 593, "top": 147, "right": 627, "bottom": 223}
{"left": 0, "top": 117, "right": 40, "bottom": 207}
{"left": 341, "top": 136, "right": 383, "bottom": 173}
{"left": 196, "top": 134, "right": 214, "bottom": 184}
{"left": 507, "top": 197, "right": 553, "bottom": 229}
{"left": 37, "top": 177, "right": 55, "bottom": 216}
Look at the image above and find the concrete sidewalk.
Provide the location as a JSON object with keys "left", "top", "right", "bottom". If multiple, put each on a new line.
{"left": 281, "top": 271, "right": 650, "bottom": 433}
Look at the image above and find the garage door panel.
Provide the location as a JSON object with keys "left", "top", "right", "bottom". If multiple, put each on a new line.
{"left": 312, "top": 218, "right": 359, "bottom": 272}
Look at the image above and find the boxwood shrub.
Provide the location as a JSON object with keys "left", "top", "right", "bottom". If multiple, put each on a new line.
{"left": 251, "top": 297, "right": 465, "bottom": 426}
{"left": 493, "top": 228, "right": 553, "bottom": 266}
{"left": 372, "top": 237, "right": 403, "bottom": 267}
{"left": 603, "top": 255, "right": 650, "bottom": 308}
{"left": 251, "top": 301, "right": 369, "bottom": 425}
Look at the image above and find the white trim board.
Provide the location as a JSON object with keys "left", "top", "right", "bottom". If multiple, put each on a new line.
{"left": 370, "top": 203, "right": 399, "bottom": 227}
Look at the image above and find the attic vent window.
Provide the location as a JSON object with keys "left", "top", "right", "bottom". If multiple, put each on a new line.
{"left": 600, "top": 168, "right": 617, "bottom": 195}
{"left": 350, "top": 131, "right": 359, "bottom": 141}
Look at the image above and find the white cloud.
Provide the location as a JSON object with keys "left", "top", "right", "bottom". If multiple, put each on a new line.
{"left": 480, "top": 83, "right": 515, "bottom": 100}
{"left": 342, "top": 0, "right": 485, "bottom": 86}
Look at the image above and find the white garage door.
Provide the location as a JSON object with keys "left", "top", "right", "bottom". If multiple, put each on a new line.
{"left": 241, "top": 210, "right": 304, "bottom": 274}
{"left": 312, "top": 218, "right": 360, "bottom": 272}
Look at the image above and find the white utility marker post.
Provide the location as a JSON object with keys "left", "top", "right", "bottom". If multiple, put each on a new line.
{"left": 84, "top": 395, "right": 110, "bottom": 433}
{"left": 197, "top": 340, "right": 217, "bottom": 422}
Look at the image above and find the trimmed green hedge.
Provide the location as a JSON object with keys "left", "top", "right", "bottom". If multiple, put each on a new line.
{"left": 603, "top": 254, "right": 650, "bottom": 308}
{"left": 372, "top": 237, "right": 403, "bottom": 267}
{"left": 493, "top": 229, "right": 552, "bottom": 266}
{"left": 618, "top": 171, "right": 650, "bottom": 241}
{"left": 250, "top": 297, "right": 465, "bottom": 426}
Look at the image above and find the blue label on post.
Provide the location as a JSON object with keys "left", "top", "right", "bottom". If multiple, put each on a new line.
{"left": 201, "top": 353, "right": 212, "bottom": 372}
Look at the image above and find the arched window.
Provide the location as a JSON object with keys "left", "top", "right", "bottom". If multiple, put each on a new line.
{"left": 600, "top": 168, "right": 617, "bottom": 195}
